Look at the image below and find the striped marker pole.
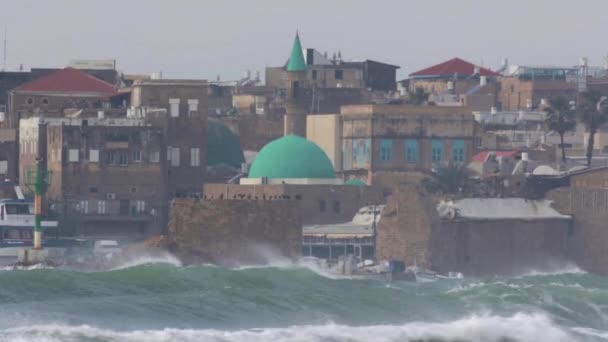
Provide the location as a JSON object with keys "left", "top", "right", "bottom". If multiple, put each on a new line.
{"left": 33, "top": 163, "right": 42, "bottom": 249}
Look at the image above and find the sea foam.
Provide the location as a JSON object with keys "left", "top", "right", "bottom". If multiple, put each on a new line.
{"left": 0, "top": 312, "right": 579, "bottom": 342}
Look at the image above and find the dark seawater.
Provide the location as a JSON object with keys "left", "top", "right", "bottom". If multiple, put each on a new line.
{"left": 0, "top": 256, "right": 606, "bottom": 342}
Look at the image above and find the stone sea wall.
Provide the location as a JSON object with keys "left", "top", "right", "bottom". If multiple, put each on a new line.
{"left": 164, "top": 198, "right": 302, "bottom": 265}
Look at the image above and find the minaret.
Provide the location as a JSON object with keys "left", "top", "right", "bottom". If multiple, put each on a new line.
{"left": 284, "top": 32, "right": 308, "bottom": 137}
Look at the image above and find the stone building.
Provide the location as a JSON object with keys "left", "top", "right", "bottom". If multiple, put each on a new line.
{"left": 130, "top": 79, "right": 208, "bottom": 197}
{"left": 8, "top": 68, "right": 119, "bottom": 128}
{"left": 266, "top": 45, "right": 399, "bottom": 91}
{"left": 19, "top": 117, "right": 166, "bottom": 238}
{"left": 498, "top": 65, "right": 578, "bottom": 111}
{"left": 338, "top": 104, "right": 477, "bottom": 182}
{"left": 407, "top": 58, "right": 500, "bottom": 111}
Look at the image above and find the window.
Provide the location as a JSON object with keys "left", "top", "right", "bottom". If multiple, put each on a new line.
{"left": 187, "top": 99, "right": 199, "bottom": 114}
{"left": 105, "top": 152, "right": 116, "bottom": 165}
{"left": 97, "top": 200, "right": 107, "bottom": 214}
{"left": 0, "top": 161, "right": 7, "bottom": 174}
{"left": 26, "top": 98, "right": 33, "bottom": 105}
{"left": 42, "top": 98, "right": 49, "bottom": 105}
{"left": 452, "top": 139, "right": 465, "bottom": 162}
{"left": 68, "top": 149, "right": 79, "bottom": 162}
{"left": 431, "top": 139, "right": 443, "bottom": 162}
{"left": 319, "top": 200, "right": 326, "bottom": 213}
{"left": 132, "top": 150, "right": 142, "bottom": 162}
{"left": 334, "top": 70, "right": 343, "bottom": 80}
{"left": 170, "top": 147, "right": 180, "bottom": 167}
{"left": 405, "top": 139, "right": 418, "bottom": 163}
{"left": 169, "top": 98, "right": 180, "bottom": 117}
{"left": 119, "top": 154, "right": 128, "bottom": 166}
{"left": 312, "top": 70, "right": 317, "bottom": 80}
{"left": 380, "top": 139, "right": 392, "bottom": 162}
{"left": 119, "top": 200, "right": 130, "bottom": 215}
{"left": 89, "top": 149, "right": 99, "bottom": 163}
{"left": 150, "top": 151, "right": 160, "bottom": 163}
{"left": 79, "top": 200, "right": 88, "bottom": 214}
{"left": 135, "top": 200, "right": 146, "bottom": 213}
{"left": 89, "top": 187, "right": 98, "bottom": 193}
{"left": 333, "top": 200, "right": 341, "bottom": 213}
{"left": 190, "top": 148, "right": 200, "bottom": 167}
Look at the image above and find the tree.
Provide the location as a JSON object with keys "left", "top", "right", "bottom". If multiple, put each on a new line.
{"left": 407, "top": 87, "right": 429, "bottom": 105}
{"left": 577, "top": 90, "right": 608, "bottom": 167}
{"left": 422, "top": 161, "right": 471, "bottom": 195}
{"left": 544, "top": 96, "right": 576, "bottom": 163}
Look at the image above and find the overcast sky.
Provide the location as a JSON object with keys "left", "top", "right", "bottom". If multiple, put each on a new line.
{"left": 2, "top": 0, "right": 608, "bottom": 80}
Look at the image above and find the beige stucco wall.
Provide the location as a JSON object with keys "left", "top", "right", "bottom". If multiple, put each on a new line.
{"left": 307, "top": 114, "right": 342, "bottom": 171}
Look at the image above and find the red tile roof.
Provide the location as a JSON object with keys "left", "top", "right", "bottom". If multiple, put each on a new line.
{"left": 472, "top": 151, "right": 518, "bottom": 162}
{"left": 14, "top": 68, "right": 117, "bottom": 96}
{"left": 410, "top": 58, "right": 500, "bottom": 78}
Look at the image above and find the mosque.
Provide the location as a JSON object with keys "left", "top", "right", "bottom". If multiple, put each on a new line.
{"left": 204, "top": 33, "right": 383, "bottom": 226}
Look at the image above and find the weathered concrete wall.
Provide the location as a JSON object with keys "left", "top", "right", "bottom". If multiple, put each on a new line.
{"left": 428, "top": 218, "right": 570, "bottom": 277}
{"left": 168, "top": 199, "right": 302, "bottom": 265}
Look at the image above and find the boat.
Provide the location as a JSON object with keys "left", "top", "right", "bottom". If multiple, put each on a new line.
{"left": 0, "top": 199, "right": 77, "bottom": 259}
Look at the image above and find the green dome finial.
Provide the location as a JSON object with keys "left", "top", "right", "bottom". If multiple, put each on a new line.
{"left": 286, "top": 32, "right": 307, "bottom": 72}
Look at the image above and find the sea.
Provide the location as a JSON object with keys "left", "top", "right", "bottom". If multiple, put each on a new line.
{"left": 0, "top": 255, "right": 606, "bottom": 342}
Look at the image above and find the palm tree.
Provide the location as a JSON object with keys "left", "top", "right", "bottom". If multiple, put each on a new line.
{"left": 544, "top": 97, "right": 576, "bottom": 163}
{"left": 577, "top": 90, "right": 608, "bottom": 167}
{"left": 422, "top": 161, "right": 470, "bottom": 195}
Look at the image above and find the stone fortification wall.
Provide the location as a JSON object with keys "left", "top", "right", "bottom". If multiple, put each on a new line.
{"left": 376, "top": 179, "right": 572, "bottom": 276}
{"left": 428, "top": 218, "right": 570, "bottom": 277}
{"left": 167, "top": 199, "right": 301, "bottom": 265}
{"left": 376, "top": 182, "right": 439, "bottom": 268}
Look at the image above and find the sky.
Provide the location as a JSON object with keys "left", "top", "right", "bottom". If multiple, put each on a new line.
{"left": 2, "top": 0, "right": 608, "bottom": 81}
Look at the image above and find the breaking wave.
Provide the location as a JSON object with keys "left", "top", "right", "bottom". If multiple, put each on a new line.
{"left": 0, "top": 313, "right": 579, "bottom": 342}
{"left": 0, "top": 261, "right": 605, "bottom": 341}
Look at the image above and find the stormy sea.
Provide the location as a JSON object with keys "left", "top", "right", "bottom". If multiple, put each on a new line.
{"left": 0, "top": 256, "right": 607, "bottom": 342}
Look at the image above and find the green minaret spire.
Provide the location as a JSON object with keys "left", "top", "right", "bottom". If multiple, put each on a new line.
{"left": 286, "top": 32, "right": 307, "bottom": 72}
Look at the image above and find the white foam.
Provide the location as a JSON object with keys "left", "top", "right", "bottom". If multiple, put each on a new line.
{"left": 520, "top": 264, "right": 586, "bottom": 277}
{"left": 108, "top": 251, "right": 182, "bottom": 271}
{"left": 0, "top": 312, "right": 579, "bottom": 342}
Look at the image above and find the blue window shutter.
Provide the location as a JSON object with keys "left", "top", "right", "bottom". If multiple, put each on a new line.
{"left": 381, "top": 139, "right": 392, "bottom": 162}
{"left": 431, "top": 139, "right": 443, "bottom": 162}
{"left": 405, "top": 139, "right": 418, "bottom": 163}
{"left": 452, "top": 139, "right": 465, "bottom": 162}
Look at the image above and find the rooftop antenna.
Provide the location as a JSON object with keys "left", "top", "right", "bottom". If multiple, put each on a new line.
{"left": 2, "top": 26, "right": 6, "bottom": 71}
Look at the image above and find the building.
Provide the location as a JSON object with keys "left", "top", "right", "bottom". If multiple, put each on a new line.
{"left": 337, "top": 105, "right": 477, "bottom": 182}
{"left": 9, "top": 68, "right": 120, "bottom": 127}
{"left": 130, "top": 79, "right": 208, "bottom": 197}
{"left": 204, "top": 135, "right": 383, "bottom": 225}
{"left": 498, "top": 65, "right": 579, "bottom": 111}
{"left": 407, "top": 58, "right": 500, "bottom": 111}
{"left": 266, "top": 46, "right": 399, "bottom": 91}
{"left": 19, "top": 117, "right": 166, "bottom": 238}
{"left": 302, "top": 204, "right": 384, "bottom": 261}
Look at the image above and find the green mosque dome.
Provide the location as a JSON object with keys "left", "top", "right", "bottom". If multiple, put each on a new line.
{"left": 248, "top": 135, "right": 336, "bottom": 179}
{"left": 207, "top": 120, "right": 245, "bottom": 169}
